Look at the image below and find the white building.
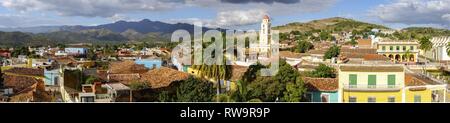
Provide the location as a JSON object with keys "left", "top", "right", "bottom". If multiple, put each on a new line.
{"left": 249, "top": 15, "right": 273, "bottom": 57}
{"left": 423, "top": 37, "right": 450, "bottom": 61}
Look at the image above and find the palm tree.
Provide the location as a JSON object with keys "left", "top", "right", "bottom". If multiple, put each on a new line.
{"left": 419, "top": 36, "right": 432, "bottom": 55}
{"left": 419, "top": 36, "right": 432, "bottom": 74}
{"left": 404, "top": 50, "right": 412, "bottom": 62}
{"left": 446, "top": 42, "right": 450, "bottom": 58}
{"left": 192, "top": 62, "right": 232, "bottom": 101}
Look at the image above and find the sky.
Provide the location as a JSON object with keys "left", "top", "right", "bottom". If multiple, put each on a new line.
{"left": 0, "top": 0, "right": 449, "bottom": 30}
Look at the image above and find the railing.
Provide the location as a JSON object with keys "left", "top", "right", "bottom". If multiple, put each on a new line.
{"left": 95, "top": 94, "right": 112, "bottom": 102}
{"left": 343, "top": 84, "right": 402, "bottom": 91}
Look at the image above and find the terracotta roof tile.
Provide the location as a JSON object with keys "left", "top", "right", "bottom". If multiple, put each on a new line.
{"left": 303, "top": 77, "right": 338, "bottom": 92}
{"left": 230, "top": 65, "right": 248, "bottom": 82}
{"left": 405, "top": 73, "right": 441, "bottom": 86}
{"left": 363, "top": 54, "right": 390, "bottom": 61}
{"left": 109, "top": 73, "right": 141, "bottom": 83}
{"left": 3, "top": 75, "right": 39, "bottom": 93}
{"left": 109, "top": 61, "right": 149, "bottom": 74}
{"left": 3, "top": 67, "right": 44, "bottom": 77}
{"left": 279, "top": 51, "right": 304, "bottom": 59}
{"left": 341, "top": 48, "right": 377, "bottom": 54}
{"left": 140, "top": 67, "right": 190, "bottom": 89}
{"left": 357, "top": 39, "right": 372, "bottom": 47}
{"left": 340, "top": 65, "right": 404, "bottom": 72}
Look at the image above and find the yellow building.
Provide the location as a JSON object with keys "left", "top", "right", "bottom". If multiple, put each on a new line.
{"left": 339, "top": 64, "right": 405, "bottom": 103}
{"left": 404, "top": 73, "right": 447, "bottom": 103}
{"left": 376, "top": 40, "right": 419, "bottom": 62}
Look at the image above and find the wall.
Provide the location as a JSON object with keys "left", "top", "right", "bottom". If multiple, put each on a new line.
{"left": 310, "top": 91, "right": 339, "bottom": 102}
{"left": 44, "top": 69, "right": 60, "bottom": 86}
{"left": 405, "top": 89, "right": 432, "bottom": 103}
{"left": 135, "top": 59, "right": 162, "bottom": 69}
{"left": 339, "top": 71, "right": 405, "bottom": 87}
{"left": 342, "top": 91, "right": 403, "bottom": 102}
{"left": 65, "top": 48, "right": 87, "bottom": 55}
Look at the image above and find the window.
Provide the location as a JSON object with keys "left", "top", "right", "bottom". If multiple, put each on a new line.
{"left": 349, "top": 74, "right": 357, "bottom": 88}
{"left": 396, "top": 46, "right": 400, "bottom": 50}
{"left": 81, "top": 96, "right": 95, "bottom": 102}
{"left": 414, "top": 95, "right": 421, "bottom": 103}
{"left": 368, "top": 75, "right": 376, "bottom": 88}
{"left": 349, "top": 96, "right": 357, "bottom": 103}
{"left": 54, "top": 77, "right": 59, "bottom": 85}
{"left": 410, "top": 46, "right": 414, "bottom": 50}
{"left": 390, "top": 46, "right": 393, "bottom": 50}
{"left": 368, "top": 97, "right": 376, "bottom": 103}
{"left": 388, "top": 75, "right": 396, "bottom": 88}
{"left": 388, "top": 96, "right": 396, "bottom": 102}
{"left": 403, "top": 46, "right": 406, "bottom": 51}
{"left": 382, "top": 46, "right": 386, "bottom": 51}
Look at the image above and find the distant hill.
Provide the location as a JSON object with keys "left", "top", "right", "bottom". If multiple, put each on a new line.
{"left": 0, "top": 19, "right": 224, "bottom": 47}
{"left": 401, "top": 27, "right": 450, "bottom": 37}
{"left": 273, "top": 17, "right": 390, "bottom": 33}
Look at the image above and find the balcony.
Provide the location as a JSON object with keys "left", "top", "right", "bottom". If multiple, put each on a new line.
{"left": 343, "top": 84, "right": 402, "bottom": 92}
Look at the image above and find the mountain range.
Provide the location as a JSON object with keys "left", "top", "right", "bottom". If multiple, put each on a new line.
{"left": 0, "top": 17, "right": 449, "bottom": 47}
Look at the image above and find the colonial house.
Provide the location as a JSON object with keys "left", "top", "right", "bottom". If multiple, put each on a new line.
{"left": 1, "top": 67, "right": 51, "bottom": 102}
{"left": 376, "top": 39, "right": 419, "bottom": 62}
{"left": 339, "top": 64, "right": 405, "bottom": 103}
{"left": 404, "top": 73, "right": 447, "bottom": 102}
{"left": 304, "top": 77, "right": 339, "bottom": 103}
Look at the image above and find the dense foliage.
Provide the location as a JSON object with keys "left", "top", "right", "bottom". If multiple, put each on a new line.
{"left": 324, "top": 45, "right": 341, "bottom": 59}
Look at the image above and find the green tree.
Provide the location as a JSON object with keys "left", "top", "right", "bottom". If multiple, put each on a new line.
{"left": 404, "top": 50, "right": 412, "bottom": 62}
{"left": 129, "top": 81, "right": 150, "bottom": 90}
{"left": 191, "top": 61, "right": 232, "bottom": 96}
{"left": 83, "top": 75, "right": 96, "bottom": 84}
{"left": 283, "top": 78, "right": 305, "bottom": 102}
{"left": 175, "top": 76, "right": 215, "bottom": 102}
{"left": 246, "top": 60, "right": 305, "bottom": 102}
{"left": 349, "top": 38, "right": 358, "bottom": 47}
{"left": 158, "top": 91, "right": 172, "bottom": 102}
{"left": 324, "top": 45, "right": 341, "bottom": 59}
{"left": 419, "top": 36, "right": 432, "bottom": 53}
{"left": 294, "top": 41, "right": 314, "bottom": 53}
{"left": 309, "top": 64, "right": 336, "bottom": 78}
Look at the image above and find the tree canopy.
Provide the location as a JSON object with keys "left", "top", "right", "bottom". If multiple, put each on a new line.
{"left": 324, "top": 45, "right": 341, "bottom": 59}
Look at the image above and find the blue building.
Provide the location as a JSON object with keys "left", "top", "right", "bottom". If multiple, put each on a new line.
{"left": 303, "top": 77, "right": 339, "bottom": 103}
{"left": 44, "top": 69, "right": 61, "bottom": 86}
{"left": 135, "top": 59, "right": 162, "bottom": 69}
{"left": 65, "top": 47, "right": 88, "bottom": 55}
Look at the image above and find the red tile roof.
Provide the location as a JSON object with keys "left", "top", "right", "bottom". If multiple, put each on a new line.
{"left": 405, "top": 73, "right": 441, "bottom": 87}
{"left": 230, "top": 65, "right": 248, "bottom": 82}
{"left": 3, "top": 75, "right": 39, "bottom": 93}
{"left": 109, "top": 61, "right": 149, "bottom": 74}
{"left": 363, "top": 54, "right": 390, "bottom": 61}
{"left": 303, "top": 77, "right": 338, "bottom": 92}
{"left": 140, "top": 67, "right": 190, "bottom": 89}
{"left": 3, "top": 67, "right": 44, "bottom": 77}
{"left": 357, "top": 39, "right": 372, "bottom": 47}
{"left": 108, "top": 73, "right": 141, "bottom": 83}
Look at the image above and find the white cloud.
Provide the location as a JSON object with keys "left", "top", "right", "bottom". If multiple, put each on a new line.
{"left": 0, "top": 14, "right": 68, "bottom": 27}
{"left": 1, "top": 0, "right": 183, "bottom": 17}
{"left": 0, "top": 0, "right": 337, "bottom": 28}
{"left": 371, "top": 0, "right": 450, "bottom": 27}
{"left": 168, "top": 9, "right": 267, "bottom": 28}
{"left": 1, "top": 0, "right": 336, "bottom": 18}
{"left": 108, "top": 14, "right": 130, "bottom": 22}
